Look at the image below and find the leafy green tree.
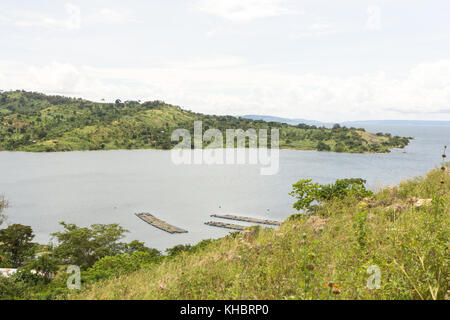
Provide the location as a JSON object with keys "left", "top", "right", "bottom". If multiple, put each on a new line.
{"left": 289, "top": 179, "right": 321, "bottom": 211}
{"left": 24, "top": 253, "right": 59, "bottom": 283}
{"left": 0, "top": 224, "right": 35, "bottom": 267}
{"left": 51, "top": 222, "right": 129, "bottom": 269}
{"left": 125, "top": 240, "right": 161, "bottom": 258}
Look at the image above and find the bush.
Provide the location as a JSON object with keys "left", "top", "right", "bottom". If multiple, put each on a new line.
{"left": 317, "top": 141, "right": 331, "bottom": 151}
{"left": 84, "top": 251, "right": 161, "bottom": 282}
{"left": 289, "top": 179, "right": 321, "bottom": 211}
{"left": 290, "top": 178, "right": 373, "bottom": 212}
{"left": 317, "top": 178, "right": 373, "bottom": 201}
{"left": 166, "top": 244, "right": 193, "bottom": 257}
{"left": 0, "top": 276, "right": 31, "bottom": 300}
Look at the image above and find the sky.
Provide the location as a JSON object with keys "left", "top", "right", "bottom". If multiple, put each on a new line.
{"left": 0, "top": 0, "right": 449, "bottom": 122}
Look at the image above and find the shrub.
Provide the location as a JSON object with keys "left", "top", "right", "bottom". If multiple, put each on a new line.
{"left": 166, "top": 244, "right": 193, "bottom": 257}
{"left": 317, "top": 141, "right": 331, "bottom": 151}
{"left": 290, "top": 178, "right": 373, "bottom": 212}
{"left": 84, "top": 251, "right": 161, "bottom": 282}
{"left": 317, "top": 178, "right": 373, "bottom": 201}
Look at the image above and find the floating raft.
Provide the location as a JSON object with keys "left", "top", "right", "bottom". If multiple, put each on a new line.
{"left": 135, "top": 213, "right": 188, "bottom": 234}
{"left": 205, "top": 221, "right": 247, "bottom": 231}
{"left": 211, "top": 214, "right": 282, "bottom": 226}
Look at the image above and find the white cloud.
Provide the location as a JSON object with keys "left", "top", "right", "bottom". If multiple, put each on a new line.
{"left": 166, "top": 57, "right": 247, "bottom": 69}
{"left": 289, "top": 22, "right": 338, "bottom": 38}
{"left": 366, "top": 5, "right": 382, "bottom": 31}
{"left": 92, "top": 8, "right": 138, "bottom": 24}
{"left": 0, "top": 14, "right": 11, "bottom": 24}
{"left": 13, "top": 3, "right": 81, "bottom": 30}
{"left": 1, "top": 59, "right": 450, "bottom": 121}
{"left": 194, "top": 0, "right": 299, "bottom": 22}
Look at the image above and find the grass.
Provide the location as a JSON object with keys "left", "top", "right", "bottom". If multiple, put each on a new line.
{"left": 71, "top": 164, "right": 449, "bottom": 300}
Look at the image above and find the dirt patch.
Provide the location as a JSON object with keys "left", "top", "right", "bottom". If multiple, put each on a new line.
{"left": 384, "top": 197, "right": 432, "bottom": 212}
{"left": 307, "top": 216, "right": 328, "bottom": 232}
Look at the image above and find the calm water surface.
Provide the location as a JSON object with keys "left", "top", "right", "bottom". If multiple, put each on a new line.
{"left": 0, "top": 125, "right": 449, "bottom": 250}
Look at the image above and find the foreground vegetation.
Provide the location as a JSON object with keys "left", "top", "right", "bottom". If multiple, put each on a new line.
{"left": 0, "top": 220, "right": 163, "bottom": 299}
{"left": 0, "top": 90, "right": 410, "bottom": 153}
{"left": 69, "top": 163, "right": 448, "bottom": 300}
{"left": 0, "top": 162, "right": 448, "bottom": 299}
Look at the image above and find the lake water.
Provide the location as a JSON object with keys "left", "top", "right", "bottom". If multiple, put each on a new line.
{"left": 0, "top": 124, "right": 449, "bottom": 251}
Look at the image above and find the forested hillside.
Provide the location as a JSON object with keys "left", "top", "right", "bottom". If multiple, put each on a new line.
{"left": 0, "top": 90, "right": 411, "bottom": 153}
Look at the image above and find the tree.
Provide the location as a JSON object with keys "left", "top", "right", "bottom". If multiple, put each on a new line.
{"left": 51, "top": 222, "right": 129, "bottom": 269}
{"left": 125, "top": 240, "right": 161, "bottom": 258}
{"left": 0, "top": 224, "right": 35, "bottom": 267}
{"left": 289, "top": 179, "right": 321, "bottom": 211}
{"left": 24, "top": 253, "right": 59, "bottom": 283}
{"left": 317, "top": 141, "right": 331, "bottom": 152}
{"left": 334, "top": 142, "right": 345, "bottom": 153}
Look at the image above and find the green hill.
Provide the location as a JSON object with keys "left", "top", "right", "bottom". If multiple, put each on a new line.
{"left": 72, "top": 165, "right": 449, "bottom": 300}
{"left": 0, "top": 90, "right": 410, "bottom": 153}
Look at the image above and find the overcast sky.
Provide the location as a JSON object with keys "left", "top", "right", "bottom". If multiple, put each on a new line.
{"left": 0, "top": 0, "right": 449, "bottom": 121}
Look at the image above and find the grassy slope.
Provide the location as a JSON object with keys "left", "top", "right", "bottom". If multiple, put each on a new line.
{"left": 73, "top": 165, "right": 449, "bottom": 300}
{"left": 0, "top": 90, "right": 410, "bottom": 153}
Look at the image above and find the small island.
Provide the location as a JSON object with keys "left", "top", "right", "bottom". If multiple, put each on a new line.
{"left": 0, "top": 91, "right": 411, "bottom": 153}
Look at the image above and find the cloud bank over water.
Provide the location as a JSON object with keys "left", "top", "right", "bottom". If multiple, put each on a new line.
{"left": 1, "top": 59, "right": 450, "bottom": 122}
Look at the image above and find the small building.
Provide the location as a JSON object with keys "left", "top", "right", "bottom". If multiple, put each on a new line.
{"left": 0, "top": 268, "right": 17, "bottom": 278}
{"left": 0, "top": 268, "right": 43, "bottom": 278}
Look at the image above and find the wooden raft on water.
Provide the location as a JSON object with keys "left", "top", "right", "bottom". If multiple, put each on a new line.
{"left": 211, "top": 214, "right": 282, "bottom": 226}
{"left": 204, "top": 221, "right": 247, "bottom": 231}
{"left": 135, "top": 213, "right": 188, "bottom": 234}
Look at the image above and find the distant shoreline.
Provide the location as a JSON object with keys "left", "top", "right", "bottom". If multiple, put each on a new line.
{"left": 243, "top": 115, "right": 450, "bottom": 127}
